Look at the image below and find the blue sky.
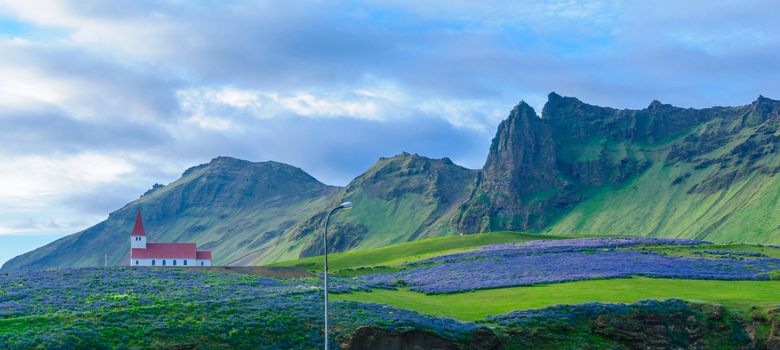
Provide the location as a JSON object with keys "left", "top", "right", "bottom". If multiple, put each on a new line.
{"left": 0, "top": 0, "right": 778, "bottom": 266}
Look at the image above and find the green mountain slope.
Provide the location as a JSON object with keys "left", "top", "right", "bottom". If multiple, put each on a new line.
{"left": 237, "top": 152, "right": 477, "bottom": 265}
{"left": 1, "top": 157, "right": 340, "bottom": 271}
{"left": 457, "top": 93, "right": 780, "bottom": 244}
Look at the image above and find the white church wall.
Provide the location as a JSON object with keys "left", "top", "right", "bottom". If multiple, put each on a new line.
{"left": 130, "top": 236, "right": 147, "bottom": 249}
{"left": 130, "top": 258, "right": 199, "bottom": 267}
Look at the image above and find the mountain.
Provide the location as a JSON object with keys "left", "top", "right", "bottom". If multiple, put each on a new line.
{"left": 2, "top": 157, "right": 340, "bottom": 271}
{"left": 2, "top": 153, "right": 476, "bottom": 271}
{"left": 6, "top": 93, "right": 780, "bottom": 271}
{"left": 456, "top": 93, "right": 780, "bottom": 244}
{"left": 233, "top": 152, "right": 477, "bottom": 265}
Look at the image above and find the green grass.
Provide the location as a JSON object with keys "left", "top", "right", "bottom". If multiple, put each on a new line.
{"left": 546, "top": 132, "right": 780, "bottom": 245}
{"left": 637, "top": 243, "right": 780, "bottom": 258}
{"left": 269, "top": 231, "right": 561, "bottom": 275}
{"left": 331, "top": 277, "right": 780, "bottom": 321}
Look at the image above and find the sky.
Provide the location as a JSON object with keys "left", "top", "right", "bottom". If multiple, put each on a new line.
{"left": 0, "top": 0, "right": 779, "bottom": 266}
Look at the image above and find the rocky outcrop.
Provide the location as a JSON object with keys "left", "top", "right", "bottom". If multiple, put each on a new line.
{"left": 342, "top": 327, "right": 501, "bottom": 350}
{"left": 344, "top": 301, "right": 777, "bottom": 350}
{"left": 454, "top": 101, "right": 575, "bottom": 232}
{"left": 456, "top": 93, "right": 780, "bottom": 235}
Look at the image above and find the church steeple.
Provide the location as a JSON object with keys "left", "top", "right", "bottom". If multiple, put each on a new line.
{"left": 131, "top": 210, "right": 146, "bottom": 236}
{"left": 130, "top": 210, "right": 147, "bottom": 250}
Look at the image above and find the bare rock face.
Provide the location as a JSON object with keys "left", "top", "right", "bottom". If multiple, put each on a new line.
{"left": 768, "top": 310, "right": 780, "bottom": 350}
{"left": 342, "top": 327, "right": 459, "bottom": 350}
{"left": 454, "top": 101, "right": 576, "bottom": 232}
{"left": 342, "top": 327, "right": 501, "bottom": 350}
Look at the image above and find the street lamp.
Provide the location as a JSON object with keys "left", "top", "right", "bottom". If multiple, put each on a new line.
{"left": 323, "top": 201, "right": 352, "bottom": 350}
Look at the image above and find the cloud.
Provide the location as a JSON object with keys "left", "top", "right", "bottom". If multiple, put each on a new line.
{"left": 0, "top": 153, "right": 134, "bottom": 204}
{"left": 0, "top": 38, "right": 182, "bottom": 122}
{"left": 0, "top": 152, "right": 146, "bottom": 236}
{"left": 0, "top": 0, "right": 778, "bottom": 261}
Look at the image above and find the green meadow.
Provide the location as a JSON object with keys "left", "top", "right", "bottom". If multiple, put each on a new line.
{"left": 271, "top": 231, "right": 780, "bottom": 322}
{"left": 270, "top": 231, "right": 564, "bottom": 276}
{"left": 331, "top": 277, "right": 780, "bottom": 321}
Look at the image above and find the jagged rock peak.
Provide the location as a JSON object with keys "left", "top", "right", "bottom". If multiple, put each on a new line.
{"left": 753, "top": 94, "right": 778, "bottom": 105}
{"left": 541, "top": 92, "right": 586, "bottom": 118}
{"left": 509, "top": 100, "right": 539, "bottom": 119}
{"left": 750, "top": 95, "right": 780, "bottom": 120}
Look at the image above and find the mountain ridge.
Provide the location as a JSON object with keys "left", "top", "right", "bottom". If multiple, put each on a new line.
{"left": 5, "top": 93, "right": 780, "bottom": 271}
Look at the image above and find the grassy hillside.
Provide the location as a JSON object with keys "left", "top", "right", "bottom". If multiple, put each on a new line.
{"left": 269, "top": 231, "right": 560, "bottom": 275}
{"left": 243, "top": 152, "right": 477, "bottom": 265}
{"left": 546, "top": 123, "right": 780, "bottom": 244}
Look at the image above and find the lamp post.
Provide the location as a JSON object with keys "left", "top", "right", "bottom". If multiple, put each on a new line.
{"left": 323, "top": 201, "right": 352, "bottom": 350}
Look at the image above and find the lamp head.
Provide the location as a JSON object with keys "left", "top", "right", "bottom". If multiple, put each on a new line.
{"left": 338, "top": 201, "right": 353, "bottom": 210}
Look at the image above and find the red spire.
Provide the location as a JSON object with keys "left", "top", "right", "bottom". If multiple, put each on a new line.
{"left": 131, "top": 209, "right": 146, "bottom": 236}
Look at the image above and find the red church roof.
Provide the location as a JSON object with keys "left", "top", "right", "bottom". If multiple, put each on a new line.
{"left": 131, "top": 210, "right": 146, "bottom": 236}
{"left": 196, "top": 251, "right": 212, "bottom": 259}
{"left": 132, "top": 243, "right": 196, "bottom": 259}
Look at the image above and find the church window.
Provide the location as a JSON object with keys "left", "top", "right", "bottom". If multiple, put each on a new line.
{"left": 152, "top": 259, "right": 155, "bottom": 266}
{"left": 162, "top": 260, "right": 166, "bottom": 266}
{"left": 135, "top": 260, "right": 139, "bottom": 265}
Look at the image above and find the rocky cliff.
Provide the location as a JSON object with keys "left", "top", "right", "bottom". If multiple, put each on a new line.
{"left": 456, "top": 93, "right": 780, "bottom": 244}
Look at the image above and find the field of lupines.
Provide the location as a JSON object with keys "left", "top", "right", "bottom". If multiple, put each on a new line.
{"left": 2, "top": 237, "right": 779, "bottom": 348}
{"left": 0, "top": 268, "right": 480, "bottom": 349}
{"left": 359, "top": 238, "right": 780, "bottom": 293}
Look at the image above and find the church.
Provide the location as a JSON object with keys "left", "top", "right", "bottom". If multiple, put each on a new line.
{"left": 130, "top": 210, "right": 212, "bottom": 267}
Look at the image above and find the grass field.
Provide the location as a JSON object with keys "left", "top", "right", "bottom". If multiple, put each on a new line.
{"left": 269, "top": 231, "right": 562, "bottom": 275}
{"left": 331, "top": 277, "right": 780, "bottom": 321}
{"left": 637, "top": 243, "right": 780, "bottom": 258}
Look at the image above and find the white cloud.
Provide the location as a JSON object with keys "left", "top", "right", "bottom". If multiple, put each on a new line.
{"left": 278, "top": 93, "right": 382, "bottom": 120}
{"left": 0, "top": 0, "right": 176, "bottom": 59}
{"left": 213, "top": 87, "right": 263, "bottom": 108}
{"left": 184, "top": 114, "right": 235, "bottom": 131}
{"left": 174, "top": 83, "right": 510, "bottom": 131}
{"left": 177, "top": 85, "right": 392, "bottom": 123}
{"left": 0, "top": 152, "right": 140, "bottom": 235}
{"left": 0, "top": 153, "right": 135, "bottom": 208}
